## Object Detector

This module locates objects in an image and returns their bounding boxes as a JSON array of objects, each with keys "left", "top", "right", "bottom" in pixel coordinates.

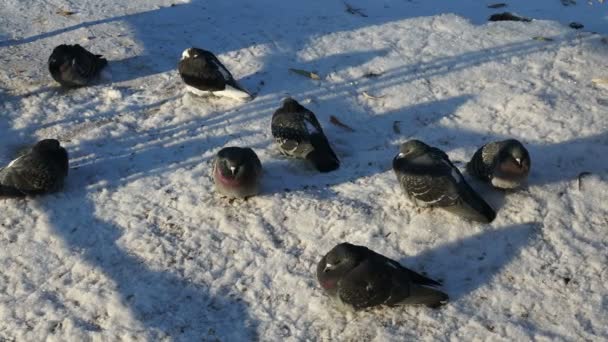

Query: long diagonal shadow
[{"left": 35, "top": 190, "right": 259, "bottom": 340}]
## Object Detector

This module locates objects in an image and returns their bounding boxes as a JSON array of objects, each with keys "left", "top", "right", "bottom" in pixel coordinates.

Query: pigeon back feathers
[
  {"left": 317, "top": 243, "right": 448, "bottom": 310},
  {"left": 48, "top": 44, "right": 107, "bottom": 87},
  {"left": 393, "top": 140, "right": 496, "bottom": 223},
  {"left": 0, "top": 139, "right": 68, "bottom": 197},
  {"left": 271, "top": 98, "right": 340, "bottom": 172},
  {"left": 178, "top": 48, "right": 251, "bottom": 101}
]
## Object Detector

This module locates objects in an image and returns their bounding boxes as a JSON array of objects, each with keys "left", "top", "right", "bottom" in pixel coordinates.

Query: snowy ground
[{"left": 1, "top": 0, "right": 608, "bottom": 340}]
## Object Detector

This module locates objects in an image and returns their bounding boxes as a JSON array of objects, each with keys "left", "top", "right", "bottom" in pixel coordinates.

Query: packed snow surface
[{"left": 1, "top": 0, "right": 607, "bottom": 340}]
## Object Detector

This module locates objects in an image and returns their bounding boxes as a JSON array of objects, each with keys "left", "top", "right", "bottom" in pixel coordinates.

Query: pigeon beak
[
  {"left": 323, "top": 263, "right": 332, "bottom": 272},
  {"left": 514, "top": 158, "right": 521, "bottom": 166},
  {"left": 230, "top": 166, "right": 236, "bottom": 175}
]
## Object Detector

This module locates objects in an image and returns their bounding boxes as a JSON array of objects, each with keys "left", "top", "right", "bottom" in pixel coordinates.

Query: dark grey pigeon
[
  {"left": 466, "top": 139, "right": 531, "bottom": 189},
  {"left": 0, "top": 139, "right": 68, "bottom": 197},
  {"left": 178, "top": 47, "right": 252, "bottom": 101},
  {"left": 317, "top": 242, "right": 448, "bottom": 310},
  {"left": 48, "top": 44, "right": 108, "bottom": 87},
  {"left": 393, "top": 140, "right": 496, "bottom": 223},
  {"left": 213, "top": 146, "right": 262, "bottom": 199},
  {"left": 271, "top": 98, "right": 340, "bottom": 173}
]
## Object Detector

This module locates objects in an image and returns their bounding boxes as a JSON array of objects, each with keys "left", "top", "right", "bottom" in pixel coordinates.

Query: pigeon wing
[
  {"left": 399, "top": 152, "right": 462, "bottom": 207},
  {"left": 271, "top": 110, "right": 315, "bottom": 158},
  {"left": 178, "top": 57, "right": 227, "bottom": 91},
  {"left": 0, "top": 155, "right": 54, "bottom": 194},
  {"left": 338, "top": 259, "right": 392, "bottom": 309}
]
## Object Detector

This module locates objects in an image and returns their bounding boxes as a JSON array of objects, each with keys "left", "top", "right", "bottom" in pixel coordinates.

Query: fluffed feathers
[
  {"left": 0, "top": 139, "right": 68, "bottom": 197},
  {"left": 48, "top": 44, "right": 107, "bottom": 87},
  {"left": 393, "top": 139, "right": 496, "bottom": 223},
  {"left": 271, "top": 98, "right": 339, "bottom": 172}
]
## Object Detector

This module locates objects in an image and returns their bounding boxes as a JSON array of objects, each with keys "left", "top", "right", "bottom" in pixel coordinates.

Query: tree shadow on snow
[{"left": 35, "top": 177, "right": 260, "bottom": 340}]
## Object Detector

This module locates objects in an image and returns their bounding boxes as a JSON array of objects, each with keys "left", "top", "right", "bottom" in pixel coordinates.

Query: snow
[{"left": 1, "top": 0, "right": 608, "bottom": 340}]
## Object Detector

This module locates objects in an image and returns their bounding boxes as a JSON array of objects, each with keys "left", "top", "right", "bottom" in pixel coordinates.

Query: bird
[
  {"left": 213, "top": 146, "right": 262, "bottom": 199},
  {"left": 48, "top": 44, "right": 108, "bottom": 87},
  {"left": 271, "top": 98, "right": 340, "bottom": 172},
  {"left": 392, "top": 139, "right": 496, "bottom": 223},
  {"left": 178, "top": 47, "right": 252, "bottom": 101},
  {"left": 0, "top": 139, "right": 69, "bottom": 197},
  {"left": 317, "top": 242, "right": 448, "bottom": 310},
  {"left": 466, "top": 139, "right": 531, "bottom": 189}
]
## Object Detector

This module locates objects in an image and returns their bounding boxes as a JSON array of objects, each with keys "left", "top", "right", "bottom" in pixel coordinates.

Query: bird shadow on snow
[
  {"left": 36, "top": 189, "right": 260, "bottom": 340},
  {"left": 400, "top": 222, "right": 539, "bottom": 301}
]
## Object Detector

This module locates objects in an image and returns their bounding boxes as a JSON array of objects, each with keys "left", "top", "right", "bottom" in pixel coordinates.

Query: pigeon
[
  {"left": 213, "top": 146, "right": 262, "bottom": 199},
  {"left": 271, "top": 98, "right": 340, "bottom": 172},
  {"left": 0, "top": 139, "right": 69, "bottom": 197},
  {"left": 466, "top": 139, "right": 531, "bottom": 189},
  {"left": 178, "top": 47, "right": 252, "bottom": 101},
  {"left": 48, "top": 44, "right": 108, "bottom": 87},
  {"left": 317, "top": 242, "right": 448, "bottom": 310},
  {"left": 392, "top": 140, "right": 496, "bottom": 223}
]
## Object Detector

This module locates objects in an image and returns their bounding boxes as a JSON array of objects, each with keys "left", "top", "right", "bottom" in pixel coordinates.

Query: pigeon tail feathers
[
  {"left": 0, "top": 184, "right": 25, "bottom": 197},
  {"left": 395, "top": 283, "right": 448, "bottom": 308},
  {"left": 449, "top": 183, "right": 496, "bottom": 223},
  {"left": 306, "top": 134, "right": 339, "bottom": 173},
  {"left": 214, "top": 84, "right": 252, "bottom": 101}
]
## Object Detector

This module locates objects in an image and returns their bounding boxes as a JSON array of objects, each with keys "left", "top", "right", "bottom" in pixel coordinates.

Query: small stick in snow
[
  {"left": 533, "top": 36, "right": 554, "bottom": 41},
  {"left": 393, "top": 121, "right": 401, "bottom": 134},
  {"left": 577, "top": 171, "right": 592, "bottom": 190},
  {"left": 487, "top": 3, "right": 507, "bottom": 8},
  {"left": 289, "top": 68, "right": 321, "bottom": 80},
  {"left": 329, "top": 115, "right": 355, "bottom": 132},
  {"left": 592, "top": 78, "right": 608, "bottom": 86},
  {"left": 363, "top": 72, "right": 382, "bottom": 78},
  {"left": 362, "top": 91, "right": 385, "bottom": 99},
  {"left": 344, "top": 2, "right": 368, "bottom": 17},
  {"left": 56, "top": 9, "right": 77, "bottom": 16},
  {"left": 488, "top": 12, "right": 532, "bottom": 22}
]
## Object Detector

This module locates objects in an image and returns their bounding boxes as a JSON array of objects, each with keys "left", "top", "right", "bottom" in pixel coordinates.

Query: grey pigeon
[
  {"left": 392, "top": 140, "right": 496, "bottom": 223},
  {"left": 178, "top": 47, "right": 252, "bottom": 101},
  {"left": 271, "top": 98, "right": 340, "bottom": 173},
  {"left": 317, "top": 242, "right": 448, "bottom": 310},
  {"left": 0, "top": 139, "right": 68, "bottom": 197},
  {"left": 48, "top": 44, "right": 108, "bottom": 87},
  {"left": 213, "top": 146, "right": 262, "bottom": 199},
  {"left": 466, "top": 139, "right": 531, "bottom": 189}
]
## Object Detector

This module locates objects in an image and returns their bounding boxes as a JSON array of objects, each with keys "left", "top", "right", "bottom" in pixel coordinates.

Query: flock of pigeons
[{"left": 0, "top": 44, "right": 532, "bottom": 310}]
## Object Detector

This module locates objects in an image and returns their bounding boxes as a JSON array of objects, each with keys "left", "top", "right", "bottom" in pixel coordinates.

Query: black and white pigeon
[
  {"left": 0, "top": 139, "right": 68, "bottom": 197},
  {"left": 213, "top": 146, "right": 262, "bottom": 199},
  {"left": 178, "top": 47, "right": 252, "bottom": 101},
  {"left": 392, "top": 140, "right": 496, "bottom": 223},
  {"left": 317, "top": 242, "right": 448, "bottom": 310},
  {"left": 271, "top": 98, "right": 340, "bottom": 173},
  {"left": 466, "top": 139, "right": 531, "bottom": 189},
  {"left": 48, "top": 44, "right": 108, "bottom": 87}
]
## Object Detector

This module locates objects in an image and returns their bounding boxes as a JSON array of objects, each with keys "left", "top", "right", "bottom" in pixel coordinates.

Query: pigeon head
[
  {"left": 32, "top": 139, "right": 69, "bottom": 176},
  {"left": 497, "top": 139, "right": 530, "bottom": 175},
  {"left": 181, "top": 47, "right": 204, "bottom": 61},
  {"left": 215, "top": 147, "right": 257, "bottom": 181},
  {"left": 33, "top": 139, "right": 61, "bottom": 152},
  {"left": 395, "top": 139, "right": 430, "bottom": 160},
  {"left": 318, "top": 243, "right": 365, "bottom": 279},
  {"left": 48, "top": 44, "right": 73, "bottom": 71},
  {"left": 280, "top": 97, "right": 305, "bottom": 112}
]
